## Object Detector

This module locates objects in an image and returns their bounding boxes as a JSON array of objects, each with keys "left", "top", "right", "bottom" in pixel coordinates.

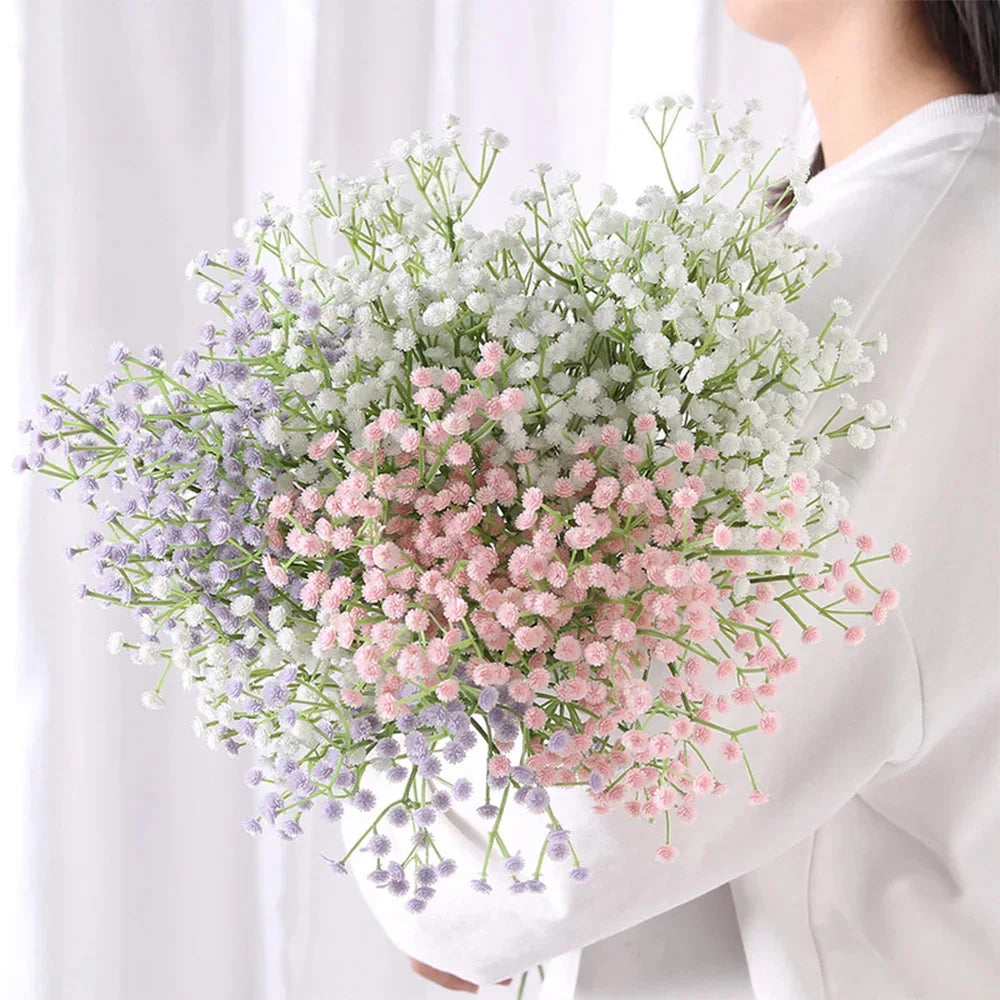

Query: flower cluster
[{"left": 16, "top": 97, "right": 908, "bottom": 912}]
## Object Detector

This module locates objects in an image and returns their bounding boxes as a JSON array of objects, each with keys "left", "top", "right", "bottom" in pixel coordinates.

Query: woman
[{"left": 348, "top": 2, "right": 1000, "bottom": 996}]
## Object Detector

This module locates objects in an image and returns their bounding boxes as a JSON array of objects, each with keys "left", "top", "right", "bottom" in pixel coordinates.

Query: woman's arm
[{"left": 343, "top": 599, "right": 922, "bottom": 985}]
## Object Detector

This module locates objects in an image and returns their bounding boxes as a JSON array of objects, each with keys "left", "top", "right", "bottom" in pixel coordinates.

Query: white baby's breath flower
[
  {"left": 230, "top": 595, "right": 255, "bottom": 618},
  {"left": 141, "top": 690, "right": 165, "bottom": 711},
  {"left": 106, "top": 632, "right": 125, "bottom": 655},
  {"left": 848, "top": 423, "right": 876, "bottom": 449}
]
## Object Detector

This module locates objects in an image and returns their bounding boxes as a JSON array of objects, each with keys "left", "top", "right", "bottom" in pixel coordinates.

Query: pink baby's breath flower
[
  {"left": 524, "top": 706, "right": 547, "bottom": 729},
  {"left": 414, "top": 387, "right": 445, "bottom": 411},
  {"left": 712, "top": 523, "right": 733, "bottom": 548},
  {"left": 673, "top": 486, "right": 698, "bottom": 509},
  {"left": 748, "top": 790, "right": 770, "bottom": 805},
  {"left": 446, "top": 441, "right": 473, "bottom": 466},
  {"left": 789, "top": 473, "right": 809, "bottom": 496},
  {"left": 758, "top": 710, "right": 780, "bottom": 734},
  {"left": 481, "top": 340, "right": 504, "bottom": 364},
  {"left": 891, "top": 542, "right": 911, "bottom": 564},
  {"left": 879, "top": 587, "right": 900, "bottom": 609},
  {"left": 262, "top": 554, "right": 288, "bottom": 587},
  {"left": 856, "top": 533, "right": 875, "bottom": 552},
  {"left": 554, "top": 635, "right": 582, "bottom": 662},
  {"left": 844, "top": 626, "right": 866, "bottom": 645},
  {"left": 268, "top": 494, "right": 293, "bottom": 519},
  {"left": 654, "top": 844, "right": 680, "bottom": 863}
]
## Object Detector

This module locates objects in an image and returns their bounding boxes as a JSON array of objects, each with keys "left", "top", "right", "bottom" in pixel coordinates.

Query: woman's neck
[{"left": 792, "top": 4, "right": 974, "bottom": 167}]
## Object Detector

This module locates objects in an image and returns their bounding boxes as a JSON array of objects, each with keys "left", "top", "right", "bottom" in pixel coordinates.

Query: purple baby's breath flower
[
  {"left": 524, "top": 787, "right": 550, "bottom": 814},
  {"left": 547, "top": 730, "right": 571, "bottom": 754},
  {"left": 430, "top": 790, "right": 451, "bottom": 812},
  {"left": 47, "top": 488, "right": 63, "bottom": 504},
  {"left": 387, "top": 879, "right": 410, "bottom": 898},
  {"left": 321, "top": 855, "right": 348, "bottom": 876},
  {"left": 243, "top": 818, "right": 262, "bottom": 836},
  {"left": 368, "top": 868, "right": 390, "bottom": 886},
  {"left": 322, "top": 799, "right": 344, "bottom": 822},
  {"left": 261, "top": 680, "right": 288, "bottom": 708},
  {"left": 144, "top": 344, "right": 164, "bottom": 367},
  {"left": 387, "top": 805, "right": 410, "bottom": 827},
  {"left": 588, "top": 771, "right": 606, "bottom": 793},
  {"left": 488, "top": 774, "right": 509, "bottom": 791},
  {"left": 504, "top": 853, "right": 525, "bottom": 876},
  {"left": 417, "top": 756, "right": 441, "bottom": 780},
  {"left": 524, "top": 879, "right": 546, "bottom": 894},
  {"left": 279, "top": 819, "right": 303, "bottom": 840},
  {"left": 437, "top": 859, "right": 457, "bottom": 879},
  {"left": 352, "top": 789, "right": 377, "bottom": 812},
  {"left": 11, "top": 456, "right": 28, "bottom": 474},
  {"left": 260, "top": 791, "right": 283, "bottom": 824},
  {"left": 376, "top": 737, "right": 400, "bottom": 758},
  {"left": 367, "top": 834, "right": 392, "bottom": 857},
  {"left": 108, "top": 341, "right": 128, "bottom": 364},
  {"left": 244, "top": 768, "right": 263, "bottom": 787},
  {"left": 249, "top": 308, "right": 271, "bottom": 333},
  {"left": 335, "top": 769, "right": 356, "bottom": 789},
  {"left": 416, "top": 865, "right": 438, "bottom": 887},
  {"left": 476, "top": 803, "right": 500, "bottom": 821},
  {"left": 569, "top": 866, "right": 591, "bottom": 882},
  {"left": 405, "top": 731, "right": 428, "bottom": 762},
  {"left": 453, "top": 778, "right": 473, "bottom": 801},
  {"left": 470, "top": 878, "right": 492, "bottom": 895},
  {"left": 510, "top": 766, "right": 535, "bottom": 785},
  {"left": 547, "top": 839, "right": 571, "bottom": 862},
  {"left": 236, "top": 291, "right": 259, "bottom": 313},
  {"left": 477, "top": 686, "right": 499, "bottom": 712},
  {"left": 228, "top": 248, "right": 251, "bottom": 270},
  {"left": 413, "top": 886, "right": 436, "bottom": 902},
  {"left": 396, "top": 714, "right": 418, "bottom": 734},
  {"left": 413, "top": 807, "right": 436, "bottom": 828},
  {"left": 279, "top": 707, "right": 298, "bottom": 729}
]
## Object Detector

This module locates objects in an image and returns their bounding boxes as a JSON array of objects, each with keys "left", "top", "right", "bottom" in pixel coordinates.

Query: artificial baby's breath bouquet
[{"left": 16, "top": 97, "right": 908, "bottom": 913}]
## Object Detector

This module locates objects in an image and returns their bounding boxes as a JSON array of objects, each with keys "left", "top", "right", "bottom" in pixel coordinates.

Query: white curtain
[{"left": 4, "top": 3, "right": 808, "bottom": 998}]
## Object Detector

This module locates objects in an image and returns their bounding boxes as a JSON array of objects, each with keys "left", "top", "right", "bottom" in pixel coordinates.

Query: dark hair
[
  {"left": 771, "top": 0, "right": 999, "bottom": 216},
  {"left": 921, "top": 0, "right": 1000, "bottom": 95}
]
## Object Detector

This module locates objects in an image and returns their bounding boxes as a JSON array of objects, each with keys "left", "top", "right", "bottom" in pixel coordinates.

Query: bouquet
[{"left": 15, "top": 96, "right": 908, "bottom": 914}]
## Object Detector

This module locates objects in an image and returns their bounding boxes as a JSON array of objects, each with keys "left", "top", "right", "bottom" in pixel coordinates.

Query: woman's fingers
[
  {"left": 407, "top": 956, "right": 513, "bottom": 992},
  {"left": 408, "top": 956, "right": 479, "bottom": 992}
]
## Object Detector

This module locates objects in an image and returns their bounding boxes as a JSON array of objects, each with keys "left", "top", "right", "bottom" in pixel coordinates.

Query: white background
[{"left": 0, "top": 3, "right": 810, "bottom": 998}]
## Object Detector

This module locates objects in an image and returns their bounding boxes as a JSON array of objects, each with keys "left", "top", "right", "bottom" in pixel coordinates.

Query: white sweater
[{"left": 347, "top": 92, "right": 1000, "bottom": 1000}]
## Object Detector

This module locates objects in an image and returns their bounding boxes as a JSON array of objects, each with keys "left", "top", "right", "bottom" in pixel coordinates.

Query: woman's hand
[{"left": 408, "top": 956, "right": 512, "bottom": 993}]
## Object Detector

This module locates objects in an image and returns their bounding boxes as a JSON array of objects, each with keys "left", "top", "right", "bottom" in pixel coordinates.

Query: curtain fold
[{"left": 9, "top": 3, "right": 808, "bottom": 997}]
